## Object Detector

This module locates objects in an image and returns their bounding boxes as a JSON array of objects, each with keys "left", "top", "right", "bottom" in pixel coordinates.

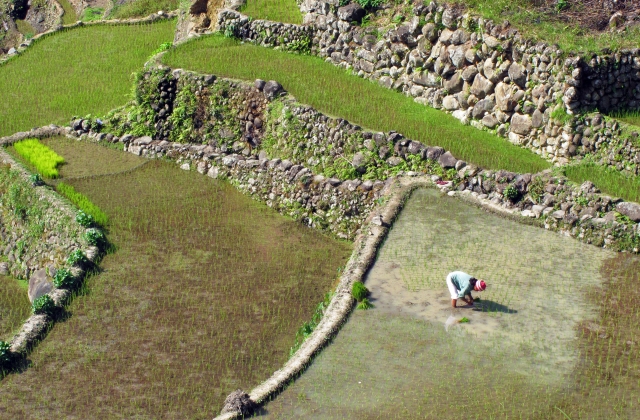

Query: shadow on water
[{"left": 472, "top": 299, "right": 517, "bottom": 314}]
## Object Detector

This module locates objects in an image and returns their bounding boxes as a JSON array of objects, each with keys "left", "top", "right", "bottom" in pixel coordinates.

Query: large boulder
[
  {"left": 438, "top": 151, "right": 458, "bottom": 168},
  {"left": 337, "top": 3, "right": 365, "bottom": 22},
  {"left": 508, "top": 62, "right": 527, "bottom": 88},
  {"left": 263, "top": 80, "right": 285, "bottom": 100},
  {"left": 616, "top": 202, "right": 640, "bottom": 222},
  {"left": 510, "top": 113, "right": 533, "bottom": 135},
  {"left": 28, "top": 269, "right": 54, "bottom": 304},
  {"left": 495, "top": 82, "right": 525, "bottom": 112},
  {"left": 470, "top": 74, "right": 494, "bottom": 99},
  {"left": 472, "top": 98, "right": 495, "bottom": 119}
]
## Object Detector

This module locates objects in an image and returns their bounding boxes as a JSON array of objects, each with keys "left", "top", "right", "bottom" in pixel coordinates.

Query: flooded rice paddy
[{"left": 260, "top": 188, "right": 640, "bottom": 419}]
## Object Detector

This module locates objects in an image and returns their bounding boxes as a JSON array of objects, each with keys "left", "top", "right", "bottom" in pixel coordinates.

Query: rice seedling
[
  {"left": 609, "top": 109, "right": 640, "bottom": 129},
  {"left": 0, "top": 20, "right": 176, "bottom": 137},
  {"left": 0, "top": 275, "right": 31, "bottom": 340},
  {"left": 57, "top": 182, "right": 109, "bottom": 227},
  {"left": 241, "top": 0, "right": 303, "bottom": 25},
  {"left": 12, "top": 139, "right": 64, "bottom": 179},
  {"left": 356, "top": 298, "right": 373, "bottom": 310},
  {"left": 0, "top": 140, "right": 351, "bottom": 417},
  {"left": 563, "top": 162, "right": 640, "bottom": 204},
  {"left": 162, "top": 34, "right": 550, "bottom": 174},
  {"left": 351, "top": 281, "right": 368, "bottom": 301}
]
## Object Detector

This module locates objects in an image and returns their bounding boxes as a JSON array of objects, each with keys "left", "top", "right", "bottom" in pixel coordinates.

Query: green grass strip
[
  {"left": 608, "top": 109, "right": 640, "bottom": 129},
  {"left": 241, "top": 0, "right": 303, "bottom": 25},
  {"left": 163, "top": 35, "right": 550, "bottom": 174},
  {"left": 564, "top": 163, "right": 640, "bottom": 204},
  {"left": 56, "top": 182, "right": 109, "bottom": 226},
  {"left": 0, "top": 20, "right": 176, "bottom": 137},
  {"left": 13, "top": 138, "right": 64, "bottom": 178},
  {"left": 164, "top": 35, "right": 550, "bottom": 173}
]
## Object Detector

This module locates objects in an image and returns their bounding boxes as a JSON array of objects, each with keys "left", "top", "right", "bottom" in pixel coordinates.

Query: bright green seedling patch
[
  {"left": 351, "top": 281, "right": 369, "bottom": 301},
  {"left": 459, "top": 317, "right": 470, "bottom": 323},
  {"left": 13, "top": 139, "right": 64, "bottom": 179},
  {"left": 163, "top": 34, "right": 550, "bottom": 174},
  {"left": 57, "top": 183, "right": 109, "bottom": 227}
]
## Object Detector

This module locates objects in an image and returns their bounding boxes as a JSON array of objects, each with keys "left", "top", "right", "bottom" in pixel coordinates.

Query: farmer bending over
[{"left": 446, "top": 271, "right": 486, "bottom": 308}]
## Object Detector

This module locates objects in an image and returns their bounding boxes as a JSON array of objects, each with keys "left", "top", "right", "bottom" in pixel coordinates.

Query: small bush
[
  {"left": 357, "top": 298, "right": 373, "bottom": 310},
  {"left": 84, "top": 228, "right": 105, "bottom": 246},
  {"left": 29, "top": 173, "right": 43, "bottom": 186},
  {"left": 32, "top": 294, "right": 55, "bottom": 315},
  {"left": 75, "top": 210, "right": 95, "bottom": 227},
  {"left": 58, "top": 183, "right": 108, "bottom": 226},
  {"left": 351, "top": 281, "right": 369, "bottom": 301},
  {"left": 0, "top": 341, "right": 12, "bottom": 367},
  {"left": 53, "top": 268, "right": 75, "bottom": 288},
  {"left": 503, "top": 185, "right": 519, "bottom": 202},
  {"left": 13, "top": 139, "right": 65, "bottom": 178},
  {"left": 67, "top": 250, "right": 87, "bottom": 267}
]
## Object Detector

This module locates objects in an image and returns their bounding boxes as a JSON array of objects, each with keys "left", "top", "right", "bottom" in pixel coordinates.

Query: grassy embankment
[
  {"left": 241, "top": 0, "right": 302, "bottom": 25},
  {"left": 0, "top": 19, "right": 175, "bottom": 137},
  {"left": 108, "top": 0, "right": 179, "bottom": 19},
  {"left": 458, "top": 0, "right": 640, "bottom": 55},
  {"left": 0, "top": 137, "right": 351, "bottom": 418},
  {"left": 163, "top": 35, "right": 549, "bottom": 174}
]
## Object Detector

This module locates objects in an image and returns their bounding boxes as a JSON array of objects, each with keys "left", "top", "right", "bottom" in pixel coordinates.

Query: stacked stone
[{"left": 217, "top": 1, "right": 640, "bottom": 172}]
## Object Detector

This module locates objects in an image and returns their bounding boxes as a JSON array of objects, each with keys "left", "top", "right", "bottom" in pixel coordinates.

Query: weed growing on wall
[{"left": 13, "top": 139, "right": 64, "bottom": 179}]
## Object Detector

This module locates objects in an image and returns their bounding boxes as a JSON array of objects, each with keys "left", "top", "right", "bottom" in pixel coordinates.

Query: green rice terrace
[{"left": 0, "top": 0, "right": 639, "bottom": 419}]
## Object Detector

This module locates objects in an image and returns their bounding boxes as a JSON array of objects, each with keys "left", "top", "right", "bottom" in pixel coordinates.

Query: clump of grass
[
  {"left": 31, "top": 294, "right": 55, "bottom": 315},
  {"left": 13, "top": 139, "right": 64, "bottom": 179},
  {"left": 109, "top": 0, "right": 179, "bottom": 19},
  {"left": 563, "top": 162, "right": 640, "bottom": 204},
  {"left": 356, "top": 298, "right": 373, "bottom": 310},
  {"left": 81, "top": 7, "right": 104, "bottom": 22},
  {"left": 290, "top": 292, "right": 333, "bottom": 356},
  {"left": 162, "top": 34, "right": 550, "bottom": 174},
  {"left": 58, "top": 0, "right": 78, "bottom": 24},
  {"left": 351, "top": 281, "right": 369, "bottom": 301},
  {"left": 241, "top": 0, "right": 303, "bottom": 25},
  {"left": 57, "top": 182, "right": 109, "bottom": 227},
  {"left": 459, "top": 317, "right": 470, "bottom": 323},
  {"left": 0, "top": 20, "right": 176, "bottom": 137}
]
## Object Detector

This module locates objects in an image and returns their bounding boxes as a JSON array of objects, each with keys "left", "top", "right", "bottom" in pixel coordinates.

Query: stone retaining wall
[
  {"left": 0, "top": 138, "right": 103, "bottom": 361},
  {"left": 81, "top": 67, "right": 640, "bottom": 251},
  {"left": 216, "top": 3, "right": 640, "bottom": 176}
]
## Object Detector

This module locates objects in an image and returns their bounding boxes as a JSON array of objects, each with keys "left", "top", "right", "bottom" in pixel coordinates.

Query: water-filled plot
[
  {"left": 0, "top": 138, "right": 351, "bottom": 418},
  {"left": 261, "top": 188, "right": 640, "bottom": 419}
]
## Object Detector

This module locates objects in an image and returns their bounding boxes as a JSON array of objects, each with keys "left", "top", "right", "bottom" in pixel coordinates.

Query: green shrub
[
  {"left": 75, "top": 210, "right": 95, "bottom": 228},
  {"left": 53, "top": 268, "right": 75, "bottom": 288},
  {"left": 13, "top": 139, "right": 65, "bottom": 178},
  {"left": 32, "top": 294, "right": 55, "bottom": 315},
  {"left": 351, "top": 281, "right": 369, "bottom": 301},
  {"left": 84, "top": 228, "right": 106, "bottom": 246},
  {"left": 58, "top": 183, "right": 108, "bottom": 227},
  {"left": 0, "top": 341, "right": 12, "bottom": 369},
  {"left": 357, "top": 298, "right": 373, "bottom": 310},
  {"left": 503, "top": 185, "right": 519, "bottom": 202},
  {"left": 29, "top": 173, "right": 43, "bottom": 186},
  {"left": 356, "top": 0, "right": 382, "bottom": 9},
  {"left": 67, "top": 250, "right": 87, "bottom": 267}
]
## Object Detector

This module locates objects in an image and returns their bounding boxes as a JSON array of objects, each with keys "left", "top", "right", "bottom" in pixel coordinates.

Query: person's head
[{"left": 473, "top": 278, "right": 487, "bottom": 292}]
